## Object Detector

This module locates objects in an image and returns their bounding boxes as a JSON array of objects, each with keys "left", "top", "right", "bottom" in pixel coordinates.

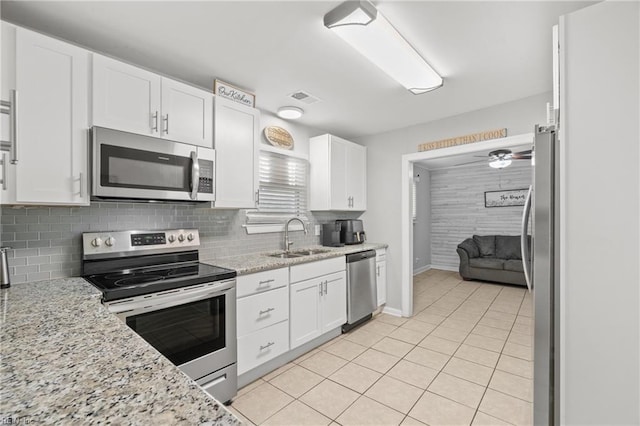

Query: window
[
  {"left": 412, "top": 176, "right": 418, "bottom": 223},
  {"left": 246, "top": 151, "right": 309, "bottom": 226}
]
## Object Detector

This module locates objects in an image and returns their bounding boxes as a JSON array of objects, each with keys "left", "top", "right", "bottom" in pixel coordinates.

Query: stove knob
[
  {"left": 178, "top": 234, "right": 185, "bottom": 242},
  {"left": 105, "top": 237, "right": 115, "bottom": 247},
  {"left": 187, "top": 233, "right": 195, "bottom": 242},
  {"left": 168, "top": 234, "right": 176, "bottom": 243},
  {"left": 91, "top": 237, "right": 103, "bottom": 247}
]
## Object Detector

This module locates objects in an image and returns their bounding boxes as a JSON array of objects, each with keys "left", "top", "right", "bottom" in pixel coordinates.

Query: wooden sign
[
  {"left": 264, "top": 126, "right": 294, "bottom": 150},
  {"left": 214, "top": 79, "right": 255, "bottom": 107},
  {"left": 418, "top": 128, "right": 507, "bottom": 152},
  {"left": 485, "top": 188, "right": 528, "bottom": 208}
]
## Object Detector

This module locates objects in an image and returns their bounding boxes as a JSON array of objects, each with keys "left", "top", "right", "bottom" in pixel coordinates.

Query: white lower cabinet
[
  {"left": 376, "top": 248, "right": 387, "bottom": 306},
  {"left": 236, "top": 268, "right": 290, "bottom": 375},
  {"left": 237, "top": 286, "right": 288, "bottom": 336},
  {"left": 289, "top": 277, "right": 322, "bottom": 348},
  {"left": 237, "top": 320, "right": 289, "bottom": 375},
  {"left": 290, "top": 258, "right": 347, "bottom": 349},
  {"left": 237, "top": 257, "right": 348, "bottom": 375}
]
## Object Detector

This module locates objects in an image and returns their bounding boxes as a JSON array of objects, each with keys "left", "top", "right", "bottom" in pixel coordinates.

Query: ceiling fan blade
[
  {"left": 512, "top": 149, "right": 532, "bottom": 159},
  {"left": 452, "top": 159, "right": 486, "bottom": 167}
]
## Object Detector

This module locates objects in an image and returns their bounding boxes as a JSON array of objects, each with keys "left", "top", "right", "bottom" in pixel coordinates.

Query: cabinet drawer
[
  {"left": 237, "top": 320, "right": 289, "bottom": 375},
  {"left": 237, "top": 267, "right": 288, "bottom": 298},
  {"left": 237, "top": 286, "right": 288, "bottom": 336},
  {"left": 290, "top": 256, "right": 346, "bottom": 283}
]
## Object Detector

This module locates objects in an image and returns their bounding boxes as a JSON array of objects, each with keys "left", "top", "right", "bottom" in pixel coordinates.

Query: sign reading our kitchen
[
  {"left": 214, "top": 79, "right": 255, "bottom": 107},
  {"left": 418, "top": 128, "right": 507, "bottom": 152}
]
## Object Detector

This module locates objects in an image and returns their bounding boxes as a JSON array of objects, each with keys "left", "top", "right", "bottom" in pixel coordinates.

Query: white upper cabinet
[
  {"left": 310, "top": 134, "right": 367, "bottom": 211},
  {"left": 212, "top": 96, "right": 259, "bottom": 208},
  {"left": 160, "top": 78, "right": 213, "bottom": 147},
  {"left": 92, "top": 54, "right": 213, "bottom": 148},
  {"left": 92, "top": 54, "right": 161, "bottom": 137},
  {"left": 1, "top": 23, "right": 90, "bottom": 205}
]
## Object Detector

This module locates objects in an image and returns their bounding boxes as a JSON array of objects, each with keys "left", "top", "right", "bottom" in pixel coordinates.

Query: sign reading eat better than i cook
[{"left": 418, "top": 128, "right": 507, "bottom": 152}]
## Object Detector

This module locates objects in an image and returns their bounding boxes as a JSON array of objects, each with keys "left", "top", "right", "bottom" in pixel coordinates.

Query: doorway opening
[{"left": 400, "top": 133, "right": 534, "bottom": 317}]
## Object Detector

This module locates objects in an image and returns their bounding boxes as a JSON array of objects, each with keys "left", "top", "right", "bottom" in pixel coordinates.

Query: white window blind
[
  {"left": 246, "top": 151, "right": 309, "bottom": 224},
  {"left": 412, "top": 178, "right": 417, "bottom": 223}
]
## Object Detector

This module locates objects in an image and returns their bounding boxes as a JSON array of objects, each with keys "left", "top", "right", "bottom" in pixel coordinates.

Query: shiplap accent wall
[{"left": 429, "top": 160, "right": 531, "bottom": 269}]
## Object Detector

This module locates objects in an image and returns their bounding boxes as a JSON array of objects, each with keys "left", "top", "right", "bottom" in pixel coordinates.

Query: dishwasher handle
[{"left": 345, "top": 250, "right": 376, "bottom": 263}]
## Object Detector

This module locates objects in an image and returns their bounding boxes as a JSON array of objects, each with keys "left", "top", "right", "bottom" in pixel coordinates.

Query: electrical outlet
[{"left": 314, "top": 225, "right": 321, "bottom": 236}]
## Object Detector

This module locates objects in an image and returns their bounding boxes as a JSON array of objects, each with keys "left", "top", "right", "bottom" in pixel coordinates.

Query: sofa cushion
[
  {"left": 496, "top": 235, "right": 522, "bottom": 260},
  {"left": 473, "top": 235, "right": 496, "bottom": 257},
  {"left": 504, "top": 259, "right": 525, "bottom": 272},
  {"left": 458, "top": 238, "right": 480, "bottom": 258},
  {"left": 469, "top": 258, "right": 504, "bottom": 270}
]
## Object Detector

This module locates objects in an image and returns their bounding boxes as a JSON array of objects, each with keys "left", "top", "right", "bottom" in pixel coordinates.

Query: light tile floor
[{"left": 229, "top": 269, "right": 533, "bottom": 426}]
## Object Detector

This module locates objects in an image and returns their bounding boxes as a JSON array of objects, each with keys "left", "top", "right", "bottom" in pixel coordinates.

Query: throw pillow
[
  {"left": 496, "top": 235, "right": 522, "bottom": 260},
  {"left": 458, "top": 238, "right": 480, "bottom": 258},
  {"left": 473, "top": 235, "right": 496, "bottom": 257}
]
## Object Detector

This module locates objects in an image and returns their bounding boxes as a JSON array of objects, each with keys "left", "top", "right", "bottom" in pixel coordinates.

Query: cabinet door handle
[
  {"left": 0, "top": 90, "right": 18, "bottom": 164},
  {"left": 323, "top": 280, "right": 327, "bottom": 295},
  {"left": 258, "top": 279, "right": 274, "bottom": 286},
  {"left": 259, "top": 307, "right": 275, "bottom": 315},
  {"left": 78, "top": 172, "right": 84, "bottom": 198},
  {"left": 163, "top": 114, "right": 169, "bottom": 134},
  {"left": 255, "top": 189, "right": 260, "bottom": 206},
  {"left": 319, "top": 282, "right": 323, "bottom": 296},
  {"left": 0, "top": 153, "right": 6, "bottom": 190},
  {"left": 377, "top": 265, "right": 380, "bottom": 276},
  {"left": 151, "top": 111, "right": 159, "bottom": 132},
  {"left": 260, "top": 342, "right": 275, "bottom": 351}
]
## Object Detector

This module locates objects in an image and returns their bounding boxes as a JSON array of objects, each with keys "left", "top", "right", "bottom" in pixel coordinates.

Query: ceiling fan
[{"left": 455, "top": 148, "right": 533, "bottom": 169}]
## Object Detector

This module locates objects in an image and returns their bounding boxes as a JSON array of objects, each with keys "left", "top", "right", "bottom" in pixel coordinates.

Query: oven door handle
[
  {"left": 109, "top": 281, "right": 234, "bottom": 315},
  {"left": 190, "top": 151, "right": 200, "bottom": 200}
]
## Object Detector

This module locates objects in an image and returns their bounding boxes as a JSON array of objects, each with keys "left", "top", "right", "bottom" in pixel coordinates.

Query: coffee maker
[{"left": 321, "top": 222, "right": 344, "bottom": 247}]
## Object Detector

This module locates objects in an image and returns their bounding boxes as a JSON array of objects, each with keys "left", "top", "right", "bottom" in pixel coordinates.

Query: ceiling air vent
[{"left": 288, "top": 90, "right": 321, "bottom": 105}]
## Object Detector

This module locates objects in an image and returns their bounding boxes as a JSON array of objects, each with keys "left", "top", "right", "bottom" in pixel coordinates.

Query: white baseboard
[
  {"left": 430, "top": 264, "right": 458, "bottom": 272},
  {"left": 413, "top": 264, "right": 431, "bottom": 275},
  {"left": 382, "top": 306, "right": 403, "bottom": 317}
]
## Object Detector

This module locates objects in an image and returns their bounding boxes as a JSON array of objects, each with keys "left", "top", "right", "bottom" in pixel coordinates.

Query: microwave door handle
[{"left": 190, "top": 151, "right": 200, "bottom": 200}]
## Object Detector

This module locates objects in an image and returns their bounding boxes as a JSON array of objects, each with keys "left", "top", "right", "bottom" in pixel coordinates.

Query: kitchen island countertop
[
  {"left": 202, "top": 243, "right": 388, "bottom": 275},
  {"left": 0, "top": 278, "right": 240, "bottom": 425}
]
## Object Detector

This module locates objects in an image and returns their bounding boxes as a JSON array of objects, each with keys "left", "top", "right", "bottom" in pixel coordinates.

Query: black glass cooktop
[{"left": 84, "top": 262, "right": 236, "bottom": 301}]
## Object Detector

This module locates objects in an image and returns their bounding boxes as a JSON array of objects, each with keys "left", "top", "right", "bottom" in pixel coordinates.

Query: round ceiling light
[
  {"left": 489, "top": 158, "right": 512, "bottom": 169},
  {"left": 277, "top": 106, "right": 304, "bottom": 120}
]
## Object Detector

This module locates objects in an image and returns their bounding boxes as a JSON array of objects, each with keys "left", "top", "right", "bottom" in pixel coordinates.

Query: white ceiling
[{"left": 1, "top": 1, "right": 593, "bottom": 139}]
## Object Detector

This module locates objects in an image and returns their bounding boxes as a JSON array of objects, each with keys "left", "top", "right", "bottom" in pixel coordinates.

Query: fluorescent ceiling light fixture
[
  {"left": 324, "top": 1, "right": 443, "bottom": 94},
  {"left": 489, "top": 158, "right": 512, "bottom": 169},
  {"left": 277, "top": 106, "right": 304, "bottom": 119}
]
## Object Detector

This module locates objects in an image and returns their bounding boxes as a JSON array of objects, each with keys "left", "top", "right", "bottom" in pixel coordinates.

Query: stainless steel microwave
[{"left": 91, "top": 126, "right": 215, "bottom": 202}]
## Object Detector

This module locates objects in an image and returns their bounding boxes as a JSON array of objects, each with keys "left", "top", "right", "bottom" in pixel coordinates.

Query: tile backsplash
[{"left": 0, "top": 203, "right": 360, "bottom": 284}]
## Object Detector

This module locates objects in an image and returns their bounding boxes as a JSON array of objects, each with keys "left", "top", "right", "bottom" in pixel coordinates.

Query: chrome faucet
[{"left": 284, "top": 218, "right": 307, "bottom": 253}]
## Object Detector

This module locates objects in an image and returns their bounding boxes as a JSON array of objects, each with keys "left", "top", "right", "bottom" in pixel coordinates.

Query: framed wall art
[{"left": 484, "top": 188, "right": 528, "bottom": 208}]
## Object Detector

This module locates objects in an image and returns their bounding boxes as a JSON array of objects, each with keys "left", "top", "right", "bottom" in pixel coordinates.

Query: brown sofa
[{"left": 456, "top": 235, "right": 530, "bottom": 286}]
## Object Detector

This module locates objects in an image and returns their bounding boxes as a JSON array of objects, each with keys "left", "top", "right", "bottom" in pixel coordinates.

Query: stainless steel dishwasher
[{"left": 343, "top": 250, "right": 377, "bottom": 332}]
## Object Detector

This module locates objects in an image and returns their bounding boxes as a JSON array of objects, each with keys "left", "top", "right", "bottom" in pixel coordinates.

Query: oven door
[
  {"left": 91, "top": 126, "right": 215, "bottom": 202},
  {"left": 109, "top": 279, "right": 236, "bottom": 380}
]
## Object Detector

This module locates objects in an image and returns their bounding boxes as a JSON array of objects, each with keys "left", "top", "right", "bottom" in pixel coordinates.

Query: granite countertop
[
  {"left": 204, "top": 243, "right": 388, "bottom": 275},
  {"left": 0, "top": 278, "right": 240, "bottom": 425}
]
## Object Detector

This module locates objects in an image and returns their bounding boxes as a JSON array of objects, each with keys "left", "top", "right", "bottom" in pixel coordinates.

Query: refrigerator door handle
[{"left": 521, "top": 185, "right": 533, "bottom": 292}]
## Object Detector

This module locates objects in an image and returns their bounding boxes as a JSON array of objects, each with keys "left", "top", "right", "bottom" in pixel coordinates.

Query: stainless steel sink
[
  {"left": 267, "top": 252, "right": 304, "bottom": 259},
  {"left": 266, "top": 249, "right": 331, "bottom": 259},
  {"left": 291, "top": 249, "right": 331, "bottom": 256}
]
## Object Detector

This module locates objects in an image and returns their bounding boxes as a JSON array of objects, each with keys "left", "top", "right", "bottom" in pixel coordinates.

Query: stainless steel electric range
[{"left": 82, "top": 229, "right": 237, "bottom": 404}]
